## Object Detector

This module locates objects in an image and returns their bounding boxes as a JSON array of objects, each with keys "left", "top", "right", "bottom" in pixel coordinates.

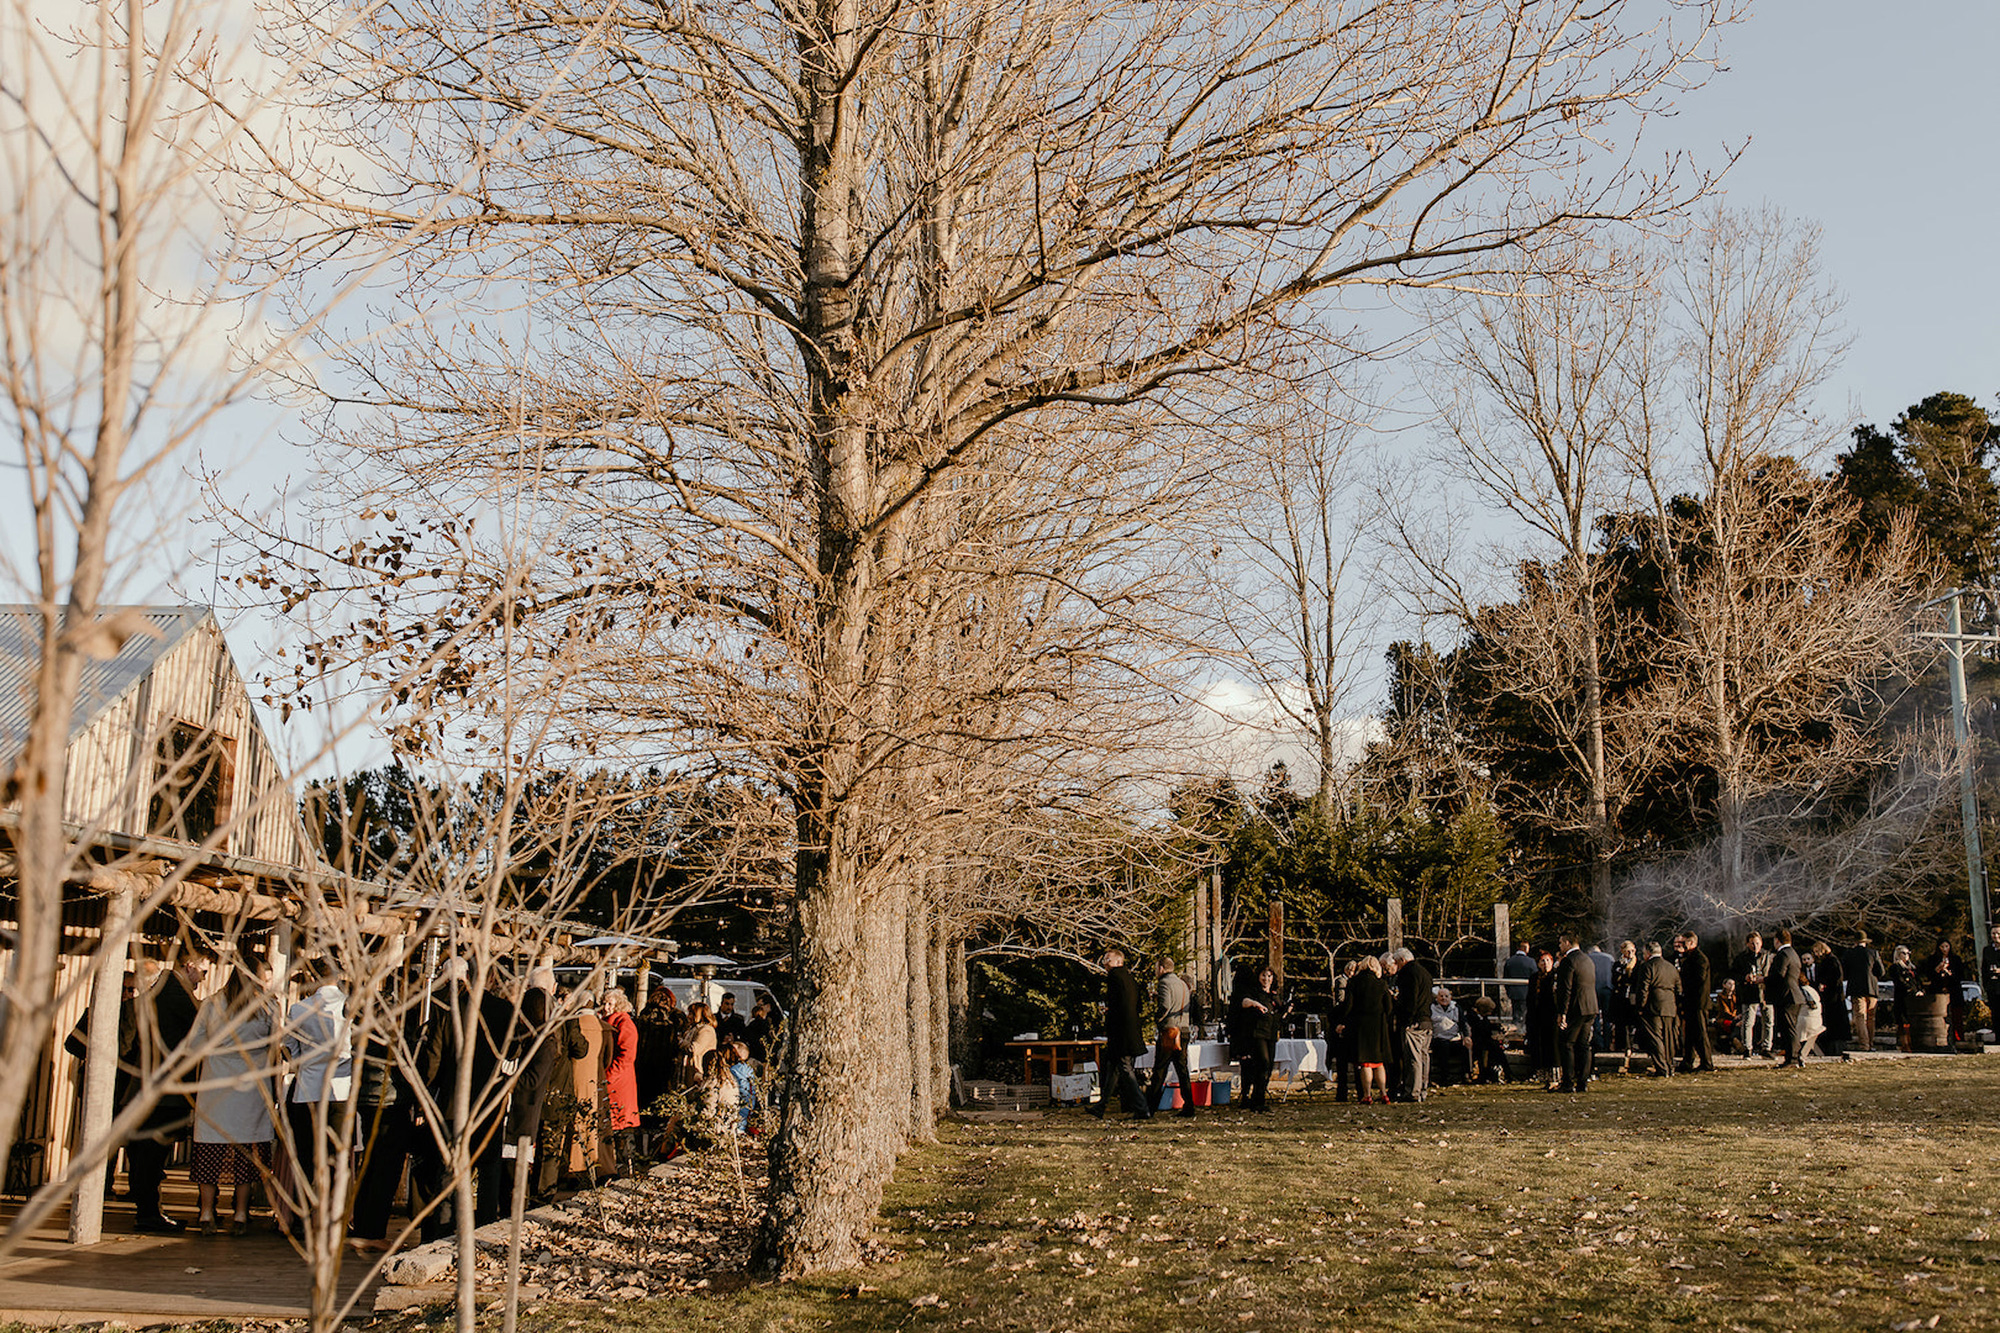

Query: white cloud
[{"left": 1185, "top": 675, "right": 1381, "bottom": 791}]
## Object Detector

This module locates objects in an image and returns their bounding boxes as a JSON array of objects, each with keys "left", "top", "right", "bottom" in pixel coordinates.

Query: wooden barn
[
  {"left": 0, "top": 605, "right": 321, "bottom": 1200},
  {"left": 3, "top": 605, "right": 646, "bottom": 1243}
]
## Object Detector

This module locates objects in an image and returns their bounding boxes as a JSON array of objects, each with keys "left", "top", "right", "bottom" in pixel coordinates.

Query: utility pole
[{"left": 1921, "top": 589, "right": 1993, "bottom": 950}]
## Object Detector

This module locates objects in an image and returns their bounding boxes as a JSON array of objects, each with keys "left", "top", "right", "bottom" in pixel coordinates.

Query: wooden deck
[{"left": 0, "top": 1178, "right": 379, "bottom": 1324}]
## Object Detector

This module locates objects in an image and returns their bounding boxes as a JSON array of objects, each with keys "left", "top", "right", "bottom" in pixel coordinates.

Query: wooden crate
[{"left": 962, "top": 1080, "right": 1052, "bottom": 1112}]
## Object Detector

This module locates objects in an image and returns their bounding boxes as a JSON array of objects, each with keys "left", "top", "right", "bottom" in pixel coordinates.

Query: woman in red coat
[{"left": 600, "top": 991, "right": 641, "bottom": 1175}]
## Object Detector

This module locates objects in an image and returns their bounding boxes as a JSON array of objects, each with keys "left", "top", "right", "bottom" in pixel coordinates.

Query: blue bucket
[{"left": 1211, "top": 1079, "right": 1232, "bottom": 1106}]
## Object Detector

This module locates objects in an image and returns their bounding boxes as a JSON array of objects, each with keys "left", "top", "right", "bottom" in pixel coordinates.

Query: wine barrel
[{"left": 1910, "top": 992, "right": 1952, "bottom": 1052}]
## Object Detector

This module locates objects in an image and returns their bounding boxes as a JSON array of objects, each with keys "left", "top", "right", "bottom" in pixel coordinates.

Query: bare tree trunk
[
  {"left": 907, "top": 901, "right": 935, "bottom": 1142},
  {"left": 1714, "top": 670, "right": 1745, "bottom": 911},
  {"left": 1267, "top": 898, "right": 1285, "bottom": 986},
  {"left": 872, "top": 879, "right": 912, "bottom": 1172},
  {"left": 1580, "top": 572, "right": 1614, "bottom": 920},
  {"left": 0, "top": 0, "right": 146, "bottom": 1183},
  {"left": 929, "top": 925, "right": 951, "bottom": 1112},
  {"left": 754, "top": 0, "right": 886, "bottom": 1278},
  {"left": 501, "top": 1137, "right": 533, "bottom": 1333},
  {"left": 452, "top": 1152, "right": 478, "bottom": 1330},
  {"left": 755, "top": 810, "right": 872, "bottom": 1275},
  {"left": 947, "top": 938, "right": 971, "bottom": 1075}
]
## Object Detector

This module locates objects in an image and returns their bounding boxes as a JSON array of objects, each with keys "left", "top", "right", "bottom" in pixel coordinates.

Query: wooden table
[{"left": 1005, "top": 1039, "right": 1103, "bottom": 1084}]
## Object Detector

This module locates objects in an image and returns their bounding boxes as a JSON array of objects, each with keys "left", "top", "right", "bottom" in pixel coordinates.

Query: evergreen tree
[{"left": 1836, "top": 390, "right": 1999, "bottom": 590}]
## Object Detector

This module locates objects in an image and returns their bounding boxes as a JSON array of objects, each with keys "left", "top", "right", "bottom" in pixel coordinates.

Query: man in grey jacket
[
  {"left": 1771, "top": 928, "right": 1808, "bottom": 1067},
  {"left": 1144, "top": 957, "right": 1196, "bottom": 1118},
  {"left": 1636, "top": 942, "right": 1681, "bottom": 1078}
]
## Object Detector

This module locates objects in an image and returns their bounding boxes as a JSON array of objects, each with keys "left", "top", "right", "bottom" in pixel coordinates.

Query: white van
[{"left": 552, "top": 963, "right": 781, "bottom": 1018}]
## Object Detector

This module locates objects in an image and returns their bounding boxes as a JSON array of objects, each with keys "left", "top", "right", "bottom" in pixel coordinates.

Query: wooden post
[
  {"left": 1266, "top": 897, "right": 1284, "bottom": 986},
  {"left": 69, "top": 882, "right": 137, "bottom": 1245},
  {"left": 1190, "top": 869, "right": 1207, "bottom": 1013},
  {"left": 1209, "top": 867, "right": 1226, "bottom": 1002},
  {"left": 1493, "top": 903, "right": 1511, "bottom": 978},
  {"left": 1386, "top": 896, "right": 1403, "bottom": 956}
]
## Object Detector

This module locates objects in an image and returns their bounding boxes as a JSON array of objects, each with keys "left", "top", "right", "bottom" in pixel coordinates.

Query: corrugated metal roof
[{"left": 0, "top": 605, "right": 213, "bottom": 767}]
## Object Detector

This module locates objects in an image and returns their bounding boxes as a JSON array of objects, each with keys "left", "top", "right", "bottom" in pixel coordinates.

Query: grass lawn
[{"left": 539, "top": 1057, "right": 1999, "bottom": 1333}]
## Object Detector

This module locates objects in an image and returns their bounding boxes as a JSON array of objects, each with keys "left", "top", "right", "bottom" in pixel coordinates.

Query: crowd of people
[
  {"left": 1087, "top": 924, "right": 1997, "bottom": 1117},
  {"left": 1500, "top": 925, "right": 1996, "bottom": 1084},
  {"left": 71, "top": 948, "right": 780, "bottom": 1246}
]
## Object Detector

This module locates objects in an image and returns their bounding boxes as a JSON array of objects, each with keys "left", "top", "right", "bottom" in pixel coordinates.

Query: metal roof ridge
[{"left": 0, "top": 605, "right": 216, "bottom": 751}]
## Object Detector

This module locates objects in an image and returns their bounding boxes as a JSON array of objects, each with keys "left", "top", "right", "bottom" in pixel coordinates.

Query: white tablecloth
[
  {"left": 1135, "top": 1037, "right": 1326, "bottom": 1080},
  {"left": 1274, "top": 1037, "right": 1326, "bottom": 1075}
]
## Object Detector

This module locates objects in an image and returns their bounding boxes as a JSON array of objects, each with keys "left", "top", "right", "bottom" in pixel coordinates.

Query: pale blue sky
[
  {"left": 1663, "top": 0, "right": 1997, "bottom": 425},
  {"left": 10, "top": 0, "right": 1992, "bottom": 778}
]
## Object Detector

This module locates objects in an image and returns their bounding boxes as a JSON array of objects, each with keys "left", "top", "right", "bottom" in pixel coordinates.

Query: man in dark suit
[
  {"left": 1089, "top": 949, "right": 1150, "bottom": 1120},
  {"left": 1771, "top": 928, "right": 1807, "bottom": 1067},
  {"left": 1553, "top": 933, "right": 1598, "bottom": 1093},
  {"left": 411, "top": 959, "right": 517, "bottom": 1233},
  {"left": 1637, "top": 942, "right": 1680, "bottom": 1077},
  {"left": 1676, "top": 931, "right": 1715, "bottom": 1073}
]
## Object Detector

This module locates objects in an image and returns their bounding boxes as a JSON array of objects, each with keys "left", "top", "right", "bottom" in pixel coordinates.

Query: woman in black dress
[
  {"left": 636, "top": 986, "right": 688, "bottom": 1110},
  {"left": 1524, "top": 948, "right": 1560, "bottom": 1089},
  {"left": 1810, "top": 941, "right": 1850, "bottom": 1055},
  {"left": 1340, "top": 956, "right": 1394, "bottom": 1105},
  {"left": 1611, "top": 940, "right": 1641, "bottom": 1070},
  {"left": 1889, "top": 944, "right": 1918, "bottom": 1050},
  {"left": 1236, "top": 967, "right": 1284, "bottom": 1111}
]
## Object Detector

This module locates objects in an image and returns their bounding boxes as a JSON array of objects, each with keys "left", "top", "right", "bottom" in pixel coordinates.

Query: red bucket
[{"left": 1189, "top": 1080, "right": 1213, "bottom": 1107}]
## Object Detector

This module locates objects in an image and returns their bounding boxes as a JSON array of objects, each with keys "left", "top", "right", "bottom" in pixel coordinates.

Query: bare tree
[
  {"left": 1620, "top": 208, "right": 1937, "bottom": 918},
  {"left": 0, "top": 0, "right": 569, "bottom": 1216},
  {"left": 0, "top": 0, "right": 359, "bottom": 1210},
  {"left": 266, "top": 0, "right": 1740, "bottom": 1276},
  {"left": 1209, "top": 384, "right": 1381, "bottom": 821},
  {"left": 1609, "top": 724, "right": 1967, "bottom": 936},
  {"left": 1415, "top": 253, "right": 1654, "bottom": 919}
]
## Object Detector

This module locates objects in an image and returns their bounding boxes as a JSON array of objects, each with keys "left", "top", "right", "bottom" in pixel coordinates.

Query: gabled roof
[{"left": 0, "top": 605, "right": 213, "bottom": 767}]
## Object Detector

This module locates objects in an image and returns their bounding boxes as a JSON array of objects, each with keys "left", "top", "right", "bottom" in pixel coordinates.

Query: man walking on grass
[{"left": 1090, "top": 949, "right": 1151, "bottom": 1121}]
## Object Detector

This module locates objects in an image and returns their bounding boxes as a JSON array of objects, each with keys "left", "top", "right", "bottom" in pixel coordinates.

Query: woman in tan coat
[{"left": 683, "top": 1002, "right": 717, "bottom": 1086}]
